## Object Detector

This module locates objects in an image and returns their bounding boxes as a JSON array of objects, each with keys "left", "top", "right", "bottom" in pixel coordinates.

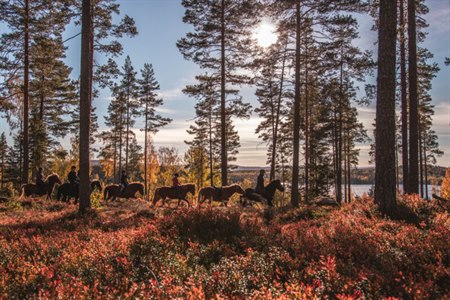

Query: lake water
[{"left": 349, "top": 184, "right": 440, "bottom": 199}]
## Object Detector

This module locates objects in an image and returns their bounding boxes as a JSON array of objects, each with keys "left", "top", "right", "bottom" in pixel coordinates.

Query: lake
[{"left": 349, "top": 184, "right": 440, "bottom": 199}]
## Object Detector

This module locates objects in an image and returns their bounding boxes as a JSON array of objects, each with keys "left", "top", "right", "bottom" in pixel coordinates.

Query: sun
[{"left": 253, "top": 21, "right": 278, "bottom": 48}]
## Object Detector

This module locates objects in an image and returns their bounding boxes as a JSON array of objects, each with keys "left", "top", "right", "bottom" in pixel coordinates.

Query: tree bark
[
  {"left": 291, "top": 0, "right": 301, "bottom": 207},
  {"left": 220, "top": 0, "right": 228, "bottom": 186},
  {"left": 209, "top": 101, "right": 214, "bottom": 186},
  {"left": 304, "top": 36, "right": 309, "bottom": 203},
  {"left": 271, "top": 44, "right": 287, "bottom": 182},
  {"left": 399, "top": 0, "right": 409, "bottom": 193},
  {"left": 375, "top": 0, "right": 397, "bottom": 214},
  {"left": 144, "top": 100, "right": 148, "bottom": 198},
  {"left": 79, "top": 0, "right": 93, "bottom": 213},
  {"left": 22, "top": 0, "right": 30, "bottom": 184},
  {"left": 125, "top": 92, "right": 130, "bottom": 172},
  {"left": 408, "top": 0, "right": 419, "bottom": 194}
]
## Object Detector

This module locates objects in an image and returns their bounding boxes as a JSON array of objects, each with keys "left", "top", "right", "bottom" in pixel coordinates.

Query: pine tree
[
  {"left": 0, "top": 133, "right": 8, "bottom": 190},
  {"left": 138, "top": 63, "right": 171, "bottom": 195},
  {"left": 100, "top": 86, "right": 127, "bottom": 182},
  {"left": 0, "top": 0, "right": 71, "bottom": 183},
  {"left": 254, "top": 37, "right": 289, "bottom": 182},
  {"left": 115, "top": 56, "right": 139, "bottom": 172},
  {"left": 183, "top": 74, "right": 240, "bottom": 186},
  {"left": 177, "top": 0, "right": 260, "bottom": 186},
  {"left": 407, "top": 0, "right": 419, "bottom": 194},
  {"left": 79, "top": 0, "right": 93, "bottom": 213},
  {"left": 375, "top": 0, "right": 397, "bottom": 214}
]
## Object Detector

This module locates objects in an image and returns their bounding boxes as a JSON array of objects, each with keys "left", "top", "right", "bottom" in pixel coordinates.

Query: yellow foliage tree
[{"left": 440, "top": 168, "right": 450, "bottom": 200}]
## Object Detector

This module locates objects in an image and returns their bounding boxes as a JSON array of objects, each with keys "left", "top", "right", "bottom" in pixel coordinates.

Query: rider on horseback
[
  {"left": 172, "top": 173, "right": 182, "bottom": 199},
  {"left": 120, "top": 170, "right": 129, "bottom": 194},
  {"left": 67, "top": 166, "right": 79, "bottom": 191},
  {"left": 255, "top": 169, "right": 265, "bottom": 195},
  {"left": 36, "top": 167, "right": 45, "bottom": 194}
]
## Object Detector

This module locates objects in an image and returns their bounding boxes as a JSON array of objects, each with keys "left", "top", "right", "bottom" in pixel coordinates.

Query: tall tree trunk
[
  {"left": 144, "top": 101, "right": 148, "bottom": 198},
  {"left": 419, "top": 128, "right": 424, "bottom": 198},
  {"left": 332, "top": 109, "right": 338, "bottom": 200},
  {"left": 209, "top": 101, "right": 214, "bottom": 186},
  {"left": 336, "top": 58, "right": 344, "bottom": 203},
  {"left": 271, "top": 45, "right": 287, "bottom": 182},
  {"left": 347, "top": 135, "right": 351, "bottom": 202},
  {"left": 113, "top": 129, "right": 117, "bottom": 182},
  {"left": 291, "top": 0, "right": 301, "bottom": 207},
  {"left": 125, "top": 94, "right": 130, "bottom": 172},
  {"left": 79, "top": 0, "right": 93, "bottom": 213},
  {"left": 408, "top": 0, "right": 419, "bottom": 194},
  {"left": 22, "top": 0, "right": 30, "bottom": 184},
  {"left": 399, "top": 0, "right": 409, "bottom": 193},
  {"left": 304, "top": 36, "right": 309, "bottom": 203},
  {"left": 39, "top": 79, "right": 45, "bottom": 121},
  {"left": 118, "top": 116, "right": 123, "bottom": 179},
  {"left": 424, "top": 145, "right": 429, "bottom": 200},
  {"left": 220, "top": 0, "right": 228, "bottom": 186},
  {"left": 375, "top": 0, "right": 397, "bottom": 214},
  {"left": 1, "top": 149, "right": 4, "bottom": 189}
]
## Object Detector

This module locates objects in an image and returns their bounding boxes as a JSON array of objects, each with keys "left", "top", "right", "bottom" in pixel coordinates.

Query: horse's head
[
  {"left": 274, "top": 179, "right": 285, "bottom": 192},
  {"left": 91, "top": 180, "right": 102, "bottom": 192},
  {"left": 184, "top": 183, "right": 195, "bottom": 195},
  {"left": 233, "top": 184, "right": 245, "bottom": 195},
  {"left": 47, "top": 174, "right": 62, "bottom": 185}
]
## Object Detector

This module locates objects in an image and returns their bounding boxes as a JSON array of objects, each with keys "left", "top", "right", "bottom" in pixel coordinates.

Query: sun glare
[{"left": 254, "top": 22, "right": 278, "bottom": 48}]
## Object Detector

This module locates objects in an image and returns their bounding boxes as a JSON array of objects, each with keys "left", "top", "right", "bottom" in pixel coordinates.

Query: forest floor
[{"left": 0, "top": 195, "right": 448, "bottom": 299}]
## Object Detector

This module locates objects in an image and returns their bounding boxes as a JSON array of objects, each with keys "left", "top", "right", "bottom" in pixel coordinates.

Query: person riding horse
[
  {"left": 172, "top": 173, "right": 182, "bottom": 199},
  {"left": 36, "top": 167, "right": 45, "bottom": 194},
  {"left": 255, "top": 169, "right": 265, "bottom": 195},
  {"left": 120, "top": 170, "right": 129, "bottom": 194},
  {"left": 67, "top": 166, "right": 79, "bottom": 193}
]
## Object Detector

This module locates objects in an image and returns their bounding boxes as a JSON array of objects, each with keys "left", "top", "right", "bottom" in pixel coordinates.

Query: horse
[
  {"left": 242, "top": 179, "right": 285, "bottom": 207},
  {"left": 57, "top": 180, "right": 102, "bottom": 203},
  {"left": 103, "top": 182, "right": 145, "bottom": 202},
  {"left": 153, "top": 184, "right": 196, "bottom": 207},
  {"left": 20, "top": 174, "right": 62, "bottom": 200},
  {"left": 197, "top": 184, "right": 245, "bottom": 207}
]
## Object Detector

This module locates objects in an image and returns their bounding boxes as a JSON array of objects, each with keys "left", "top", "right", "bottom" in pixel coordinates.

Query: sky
[{"left": 1, "top": 0, "right": 449, "bottom": 167}]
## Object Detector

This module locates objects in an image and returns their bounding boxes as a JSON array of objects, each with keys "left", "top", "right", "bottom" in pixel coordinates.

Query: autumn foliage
[{"left": 0, "top": 196, "right": 448, "bottom": 299}]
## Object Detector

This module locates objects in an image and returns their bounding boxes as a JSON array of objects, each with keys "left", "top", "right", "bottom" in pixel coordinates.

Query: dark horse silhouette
[
  {"left": 20, "top": 174, "right": 62, "bottom": 200},
  {"left": 153, "top": 184, "right": 196, "bottom": 207},
  {"left": 57, "top": 180, "right": 102, "bottom": 203},
  {"left": 242, "top": 179, "right": 285, "bottom": 207},
  {"left": 103, "top": 182, "right": 145, "bottom": 202},
  {"left": 197, "top": 184, "right": 245, "bottom": 207}
]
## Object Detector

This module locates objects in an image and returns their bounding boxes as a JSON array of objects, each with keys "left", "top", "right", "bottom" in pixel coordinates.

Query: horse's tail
[{"left": 19, "top": 184, "right": 26, "bottom": 199}]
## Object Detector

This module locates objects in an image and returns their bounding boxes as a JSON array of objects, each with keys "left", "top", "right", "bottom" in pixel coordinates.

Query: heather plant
[{"left": 0, "top": 195, "right": 448, "bottom": 299}]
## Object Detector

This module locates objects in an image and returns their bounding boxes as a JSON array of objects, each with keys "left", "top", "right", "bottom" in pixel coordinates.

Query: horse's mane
[{"left": 45, "top": 173, "right": 58, "bottom": 181}]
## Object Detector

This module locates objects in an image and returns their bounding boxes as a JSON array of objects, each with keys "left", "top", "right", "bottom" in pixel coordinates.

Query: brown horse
[
  {"left": 153, "top": 184, "right": 196, "bottom": 207},
  {"left": 197, "top": 184, "right": 245, "bottom": 207},
  {"left": 103, "top": 182, "right": 144, "bottom": 202},
  {"left": 20, "top": 174, "right": 62, "bottom": 200},
  {"left": 242, "top": 179, "right": 285, "bottom": 207}
]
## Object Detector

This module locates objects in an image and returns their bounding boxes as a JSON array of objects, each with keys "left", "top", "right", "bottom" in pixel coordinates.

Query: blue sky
[{"left": 1, "top": 0, "right": 449, "bottom": 167}]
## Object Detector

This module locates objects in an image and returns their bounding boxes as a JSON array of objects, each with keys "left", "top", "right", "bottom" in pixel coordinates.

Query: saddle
[{"left": 213, "top": 186, "right": 223, "bottom": 201}]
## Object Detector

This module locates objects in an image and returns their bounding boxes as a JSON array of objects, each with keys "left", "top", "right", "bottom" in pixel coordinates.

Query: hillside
[{"left": 0, "top": 197, "right": 448, "bottom": 298}]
